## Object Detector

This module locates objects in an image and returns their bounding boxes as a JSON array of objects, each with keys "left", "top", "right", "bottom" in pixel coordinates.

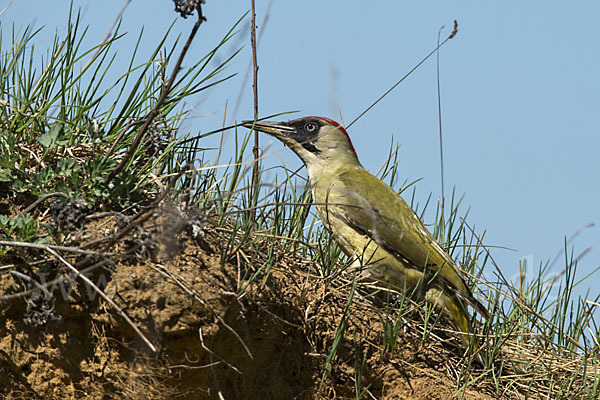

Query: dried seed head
[{"left": 173, "top": 0, "right": 204, "bottom": 19}]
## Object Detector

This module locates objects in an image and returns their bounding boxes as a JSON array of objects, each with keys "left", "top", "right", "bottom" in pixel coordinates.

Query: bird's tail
[{"left": 428, "top": 289, "right": 486, "bottom": 364}]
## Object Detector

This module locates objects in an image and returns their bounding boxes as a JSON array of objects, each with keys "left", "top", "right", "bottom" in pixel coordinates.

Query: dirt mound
[{"left": 0, "top": 215, "right": 496, "bottom": 399}]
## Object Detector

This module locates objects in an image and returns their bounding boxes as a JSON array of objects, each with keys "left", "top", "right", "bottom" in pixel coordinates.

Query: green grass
[{"left": 1, "top": 5, "right": 599, "bottom": 399}]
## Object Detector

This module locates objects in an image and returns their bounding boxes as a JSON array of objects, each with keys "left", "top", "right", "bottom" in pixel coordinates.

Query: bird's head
[{"left": 242, "top": 116, "right": 360, "bottom": 172}]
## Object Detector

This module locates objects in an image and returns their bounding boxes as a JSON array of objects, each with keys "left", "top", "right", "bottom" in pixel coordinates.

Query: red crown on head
[{"left": 309, "top": 116, "right": 358, "bottom": 158}]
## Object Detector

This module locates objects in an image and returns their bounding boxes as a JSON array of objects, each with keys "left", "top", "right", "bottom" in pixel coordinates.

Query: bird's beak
[{"left": 241, "top": 120, "right": 295, "bottom": 139}]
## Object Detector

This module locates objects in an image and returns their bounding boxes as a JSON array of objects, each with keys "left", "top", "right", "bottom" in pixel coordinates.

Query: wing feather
[{"left": 320, "top": 169, "right": 488, "bottom": 318}]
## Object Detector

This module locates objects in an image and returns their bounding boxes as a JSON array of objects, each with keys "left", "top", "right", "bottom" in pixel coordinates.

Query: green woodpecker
[{"left": 243, "top": 116, "right": 488, "bottom": 358}]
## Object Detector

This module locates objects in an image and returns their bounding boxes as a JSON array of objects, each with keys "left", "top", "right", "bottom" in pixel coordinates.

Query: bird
[{"left": 242, "top": 116, "right": 489, "bottom": 360}]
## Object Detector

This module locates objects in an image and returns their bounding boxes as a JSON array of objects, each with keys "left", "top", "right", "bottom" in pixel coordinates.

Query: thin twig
[
  {"left": 199, "top": 327, "right": 241, "bottom": 374},
  {"left": 0, "top": 2, "right": 12, "bottom": 18},
  {"left": 7, "top": 270, "right": 54, "bottom": 300},
  {"left": 0, "top": 240, "right": 120, "bottom": 257},
  {"left": 167, "top": 361, "right": 222, "bottom": 370},
  {"left": 46, "top": 247, "right": 157, "bottom": 352},
  {"left": 436, "top": 25, "right": 446, "bottom": 211},
  {"left": 84, "top": 211, "right": 126, "bottom": 220},
  {"left": 0, "top": 258, "right": 115, "bottom": 302},
  {"left": 149, "top": 263, "right": 253, "bottom": 360},
  {"left": 346, "top": 20, "right": 459, "bottom": 130},
  {"left": 83, "top": 0, "right": 132, "bottom": 72},
  {"left": 105, "top": 5, "right": 206, "bottom": 183},
  {"left": 19, "top": 192, "right": 69, "bottom": 215},
  {"left": 214, "top": 100, "right": 228, "bottom": 168},
  {"left": 250, "top": 0, "right": 260, "bottom": 206},
  {"left": 105, "top": 119, "right": 144, "bottom": 158},
  {"left": 231, "top": 0, "right": 272, "bottom": 119}
]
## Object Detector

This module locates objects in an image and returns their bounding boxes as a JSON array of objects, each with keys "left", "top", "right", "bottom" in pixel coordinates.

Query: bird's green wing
[{"left": 322, "top": 168, "right": 487, "bottom": 317}]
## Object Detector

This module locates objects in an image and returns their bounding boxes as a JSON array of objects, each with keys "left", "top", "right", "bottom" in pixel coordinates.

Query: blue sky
[{"left": 3, "top": 1, "right": 599, "bottom": 298}]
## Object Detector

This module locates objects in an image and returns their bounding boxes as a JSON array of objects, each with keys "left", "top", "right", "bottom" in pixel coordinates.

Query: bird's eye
[{"left": 305, "top": 122, "right": 318, "bottom": 132}]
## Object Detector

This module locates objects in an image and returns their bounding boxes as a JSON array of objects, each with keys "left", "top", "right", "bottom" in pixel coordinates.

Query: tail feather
[
  {"left": 455, "top": 290, "right": 489, "bottom": 320},
  {"left": 428, "top": 289, "right": 486, "bottom": 364}
]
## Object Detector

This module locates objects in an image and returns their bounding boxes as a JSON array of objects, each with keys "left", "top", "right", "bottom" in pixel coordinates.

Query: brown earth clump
[{"left": 0, "top": 212, "right": 524, "bottom": 399}]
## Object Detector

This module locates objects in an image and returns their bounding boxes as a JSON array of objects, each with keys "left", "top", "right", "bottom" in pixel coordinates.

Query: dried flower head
[{"left": 173, "top": 0, "right": 204, "bottom": 18}]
